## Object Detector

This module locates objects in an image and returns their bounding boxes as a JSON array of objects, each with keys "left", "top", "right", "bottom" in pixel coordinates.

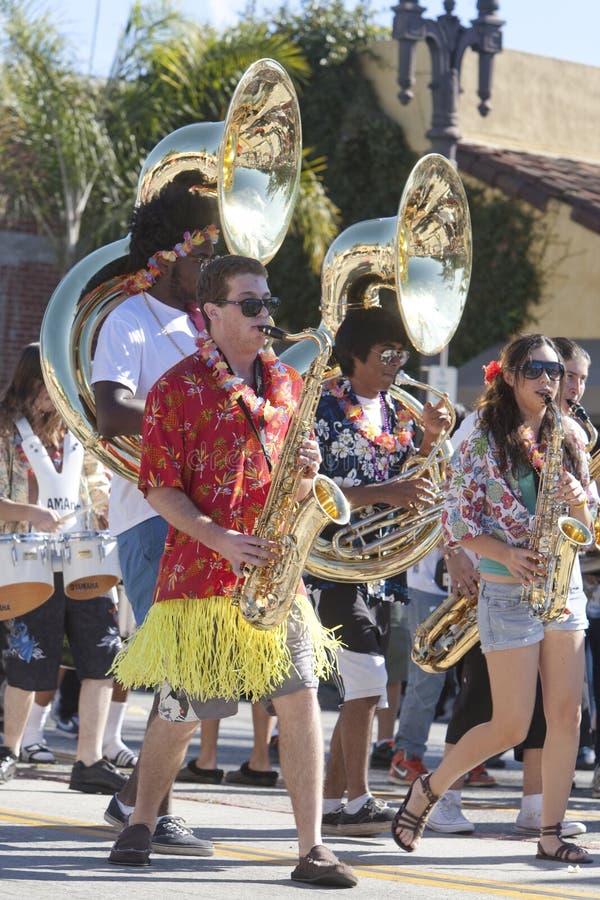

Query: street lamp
[{"left": 392, "top": 1, "right": 504, "bottom": 164}]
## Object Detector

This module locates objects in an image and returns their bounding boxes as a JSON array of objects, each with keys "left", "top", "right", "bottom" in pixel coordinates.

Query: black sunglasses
[
  {"left": 519, "top": 360, "right": 564, "bottom": 382},
  {"left": 213, "top": 296, "right": 281, "bottom": 318}
]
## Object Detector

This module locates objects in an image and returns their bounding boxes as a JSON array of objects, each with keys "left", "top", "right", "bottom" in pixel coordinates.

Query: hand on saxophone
[
  {"left": 503, "top": 546, "right": 547, "bottom": 585},
  {"left": 212, "top": 529, "right": 280, "bottom": 577},
  {"left": 445, "top": 549, "right": 479, "bottom": 601},
  {"left": 297, "top": 437, "right": 322, "bottom": 476},
  {"left": 556, "top": 470, "right": 588, "bottom": 509}
]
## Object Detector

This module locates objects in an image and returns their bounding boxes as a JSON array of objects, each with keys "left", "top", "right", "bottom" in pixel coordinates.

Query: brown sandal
[
  {"left": 536, "top": 823, "right": 593, "bottom": 865},
  {"left": 391, "top": 773, "right": 439, "bottom": 852}
]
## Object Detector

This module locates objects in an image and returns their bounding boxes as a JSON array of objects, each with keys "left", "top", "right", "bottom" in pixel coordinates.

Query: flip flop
[{"left": 224, "top": 761, "right": 278, "bottom": 787}]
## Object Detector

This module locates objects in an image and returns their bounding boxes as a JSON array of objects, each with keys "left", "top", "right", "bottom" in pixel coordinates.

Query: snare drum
[
  {"left": 0, "top": 533, "right": 54, "bottom": 621},
  {"left": 61, "top": 530, "right": 121, "bottom": 600}
]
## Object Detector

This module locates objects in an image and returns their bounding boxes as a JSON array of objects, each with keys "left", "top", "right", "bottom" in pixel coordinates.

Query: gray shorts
[
  {"left": 157, "top": 611, "right": 318, "bottom": 722},
  {"left": 478, "top": 578, "right": 588, "bottom": 654}
]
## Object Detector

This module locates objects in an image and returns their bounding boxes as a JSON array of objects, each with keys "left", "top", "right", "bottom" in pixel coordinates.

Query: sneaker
[
  {"left": 370, "top": 740, "right": 395, "bottom": 769},
  {"left": 592, "top": 764, "right": 600, "bottom": 799},
  {"left": 151, "top": 816, "right": 214, "bottom": 856},
  {"left": 464, "top": 764, "right": 496, "bottom": 787},
  {"left": 109, "top": 823, "right": 152, "bottom": 866},
  {"left": 388, "top": 749, "right": 428, "bottom": 785},
  {"left": 427, "top": 794, "right": 475, "bottom": 834},
  {"left": 514, "top": 810, "right": 587, "bottom": 837},
  {"left": 0, "top": 746, "right": 18, "bottom": 784},
  {"left": 69, "top": 759, "right": 128, "bottom": 794},
  {"left": 20, "top": 741, "right": 56, "bottom": 764},
  {"left": 55, "top": 716, "right": 79, "bottom": 738},
  {"left": 321, "top": 805, "right": 345, "bottom": 833},
  {"left": 576, "top": 746, "right": 596, "bottom": 770},
  {"left": 104, "top": 793, "right": 128, "bottom": 830},
  {"left": 325, "top": 796, "right": 396, "bottom": 836},
  {"left": 291, "top": 844, "right": 357, "bottom": 887}
]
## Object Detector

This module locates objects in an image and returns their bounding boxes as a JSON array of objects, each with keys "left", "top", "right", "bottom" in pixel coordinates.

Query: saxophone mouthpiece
[
  {"left": 258, "top": 324, "right": 286, "bottom": 340},
  {"left": 568, "top": 399, "right": 588, "bottom": 421}
]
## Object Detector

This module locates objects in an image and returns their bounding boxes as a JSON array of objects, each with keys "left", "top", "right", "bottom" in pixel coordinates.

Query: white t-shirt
[{"left": 91, "top": 292, "right": 199, "bottom": 536}]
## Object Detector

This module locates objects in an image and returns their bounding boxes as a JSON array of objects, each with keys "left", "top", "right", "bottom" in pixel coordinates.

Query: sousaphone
[
  {"left": 40, "top": 58, "right": 301, "bottom": 480},
  {"left": 301, "top": 153, "right": 472, "bottom": 581}
]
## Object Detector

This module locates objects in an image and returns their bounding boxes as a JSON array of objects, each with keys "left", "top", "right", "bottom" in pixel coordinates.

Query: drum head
[
  {"left": 65, "top": 573, "right": 120, "bottom": 601},
  {"left": 0, "top": 584, "right": 54, "bottom": 621}
]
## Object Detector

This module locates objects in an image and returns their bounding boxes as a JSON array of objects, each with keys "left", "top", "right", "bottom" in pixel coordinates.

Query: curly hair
[
  {"left": 477, "top": 333, "right": 582, "bottom": 479},
  {"left": 128, "top": 181, "right": 220, "bottom": 270}
]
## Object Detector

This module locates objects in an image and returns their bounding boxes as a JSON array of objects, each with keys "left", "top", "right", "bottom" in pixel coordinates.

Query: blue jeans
[
  {"left": 117, "top": 516, "right": 168, "bottom": 626},
  {"left": 393, "top": 589, "right": 446, "bottom": 759}
]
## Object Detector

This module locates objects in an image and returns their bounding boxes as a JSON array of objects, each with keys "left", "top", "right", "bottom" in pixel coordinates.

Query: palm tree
[{"left": 0, "top": 0, "right": 339, "bottom": 275}]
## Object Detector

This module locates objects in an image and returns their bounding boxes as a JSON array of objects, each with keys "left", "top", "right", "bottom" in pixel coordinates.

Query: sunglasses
[
  {"left": 213, "top": 296, "right": 281, "bottom": 318},
  {"left": 377, "top": 348, "right": 410, "bottom": 367},
  {"left": 519, "top": 360, "right": 564, "bottom": 382}
]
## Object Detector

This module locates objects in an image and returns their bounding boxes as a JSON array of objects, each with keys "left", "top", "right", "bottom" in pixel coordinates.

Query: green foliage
[{"left": 449, "top": 184, "right": 545, "bottom": 367}]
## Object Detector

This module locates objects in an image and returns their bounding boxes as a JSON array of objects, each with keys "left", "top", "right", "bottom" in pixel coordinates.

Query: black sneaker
[
  {"left": 370, "top": 740, "right": 395, "bottom": 769},
  {"left": 104, "top": 793, "right": 128, "bottom": 829},
  {"left": 332, "top": 796, "right": 396, "bottom": 836},
  {"left": 322, "top": 807, "right": 343, "bottom": 835},
  {"left": 291, "top": 844, "right": 357, "bottom": 887},
  {"left": 69, "top": 759, "right": 128, "bottom": 794},
  {"left": 109, "top": 823, "right": 151, "bottom": 866},
  {"left": 151, "top": 816, "right": 214, "bottom": 856},
  {"left": 0, "top": 746, "right": 18, "bottom": 784}
]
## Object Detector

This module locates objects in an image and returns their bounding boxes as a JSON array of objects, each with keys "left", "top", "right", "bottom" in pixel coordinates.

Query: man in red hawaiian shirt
[{"left": 108, "top": 255, "right": 357, "bottom": 888}]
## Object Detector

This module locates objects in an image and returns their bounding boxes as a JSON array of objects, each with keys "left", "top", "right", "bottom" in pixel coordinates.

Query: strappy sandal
[
  {"left": 391, "top": 773, "right": 439, "bottom": 852},
  {"left": 536, "top": 823, "right": 593, "bottom": 865}
]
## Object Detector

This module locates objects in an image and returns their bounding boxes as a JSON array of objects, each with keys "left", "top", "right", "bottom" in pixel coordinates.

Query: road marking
[{"left": 1, "top": 808, "right": 599, "bottom": 899}]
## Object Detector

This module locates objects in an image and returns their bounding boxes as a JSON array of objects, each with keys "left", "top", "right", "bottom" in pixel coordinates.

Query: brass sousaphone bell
[
  {"left": 299, "top": 153, "right": 472, "bottom": 581},
  {"left": 40, "top": 58, "right": 302, "bottom": 480}
]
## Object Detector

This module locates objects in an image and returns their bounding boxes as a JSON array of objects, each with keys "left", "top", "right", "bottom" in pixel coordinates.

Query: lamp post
[{"left": 392, "top": 1, "right": 504, "bottom": 165}]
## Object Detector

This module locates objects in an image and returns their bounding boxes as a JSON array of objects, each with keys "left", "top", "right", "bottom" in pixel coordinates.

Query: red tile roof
[{"left": 457, "top": 143, "right": 600, "bottom": 235}]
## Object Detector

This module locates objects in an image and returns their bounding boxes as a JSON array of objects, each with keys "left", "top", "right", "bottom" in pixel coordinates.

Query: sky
[{"left": 30, "top": 0, "right": 600, "bottom": 76}]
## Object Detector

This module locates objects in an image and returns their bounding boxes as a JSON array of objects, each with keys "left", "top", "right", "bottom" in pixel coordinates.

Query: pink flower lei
[
  {"left": 122, "top": 225, "right": 220, "bottom": 296},
  {"left": 518, "top": 424, "right": 546, "bottom": 472},
  {"left": 329, "top": 377, "right": 414, "bottom": 451},
  {"left": 196, "top": 332, "right": 295, "bottom": 429}
]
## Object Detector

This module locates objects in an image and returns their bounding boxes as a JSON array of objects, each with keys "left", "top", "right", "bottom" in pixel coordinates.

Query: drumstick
[{"left": 56, "top": 506, "right": 92, "bottom": 525}]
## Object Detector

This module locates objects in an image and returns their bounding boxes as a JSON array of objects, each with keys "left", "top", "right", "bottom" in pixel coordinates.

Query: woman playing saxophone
[{"left": 392, "top": 333, "right": 595, "bottom": 865}]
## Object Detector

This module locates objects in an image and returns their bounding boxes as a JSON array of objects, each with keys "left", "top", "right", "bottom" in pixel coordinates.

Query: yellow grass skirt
[{"left": 111, "top": 593, "right": 339, "bottom": 703}]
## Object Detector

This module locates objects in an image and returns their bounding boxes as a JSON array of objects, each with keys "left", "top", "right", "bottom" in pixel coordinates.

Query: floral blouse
[
  {"left": 308, "top": 377, "right": 415, "bottom": 598},
  {"left": 138, "top": 347, "right": 302, "bottom": 603},
  {"left": 442, "top": 420, "right": 595, "bottom": 550}
]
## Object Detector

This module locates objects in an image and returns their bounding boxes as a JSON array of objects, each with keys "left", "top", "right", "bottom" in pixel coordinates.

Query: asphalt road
[{"left": 1, "top": 688, "right": 600, "bottom": 899}]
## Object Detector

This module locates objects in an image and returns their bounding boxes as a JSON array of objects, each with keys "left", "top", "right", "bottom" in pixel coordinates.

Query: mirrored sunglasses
[
  {"left": 519, "top": 360, "right": 564, "bottom": 382},
  {"left": 378, "top": 348, "right": 410, "bottom": 367},
  {"left": 214, "top": 296, "right": 281, "bottom": 318}
]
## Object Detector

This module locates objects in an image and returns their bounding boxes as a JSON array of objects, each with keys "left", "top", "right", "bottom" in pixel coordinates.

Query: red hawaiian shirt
[{"left": 138, "top": 347, "right": 302, "bottom": 603}]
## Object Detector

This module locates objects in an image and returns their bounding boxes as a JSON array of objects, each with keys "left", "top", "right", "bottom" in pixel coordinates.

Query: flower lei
[
  {"left": 196, "top": 331, "right": 295, "bottom": 429},
  {"left": 123, "top": 224, "right": 220, "bottom": 296},
  {"left": 518, "top": 424, "right": 545, "bottom": 472},
  {"left": 483, "top": 359, "right": 502, "bottom": 385},
  {"left": 328, "top": 377, "right": 414, "bottom": 451}
]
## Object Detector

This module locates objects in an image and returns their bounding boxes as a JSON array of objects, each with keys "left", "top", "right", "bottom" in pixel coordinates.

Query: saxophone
[
  {"left": 235, "top": 326, "right": 351, "bottom": 631},
  {"left": 523, "top": 398, "right": 593, "bottom": 621},
  {"left": 411, "top": 590, "right": 479, "bottom": 673}
]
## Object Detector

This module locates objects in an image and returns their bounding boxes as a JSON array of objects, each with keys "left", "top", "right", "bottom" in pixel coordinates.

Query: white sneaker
[
  {"left": 426, "top": 793, "right": 475, "bottom": 834},
  {"left": 514, "top": 811, "right": 586, "bottom": 837}
]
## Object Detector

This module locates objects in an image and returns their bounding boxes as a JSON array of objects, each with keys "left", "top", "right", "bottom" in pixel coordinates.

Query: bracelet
[{"left": 571, "top": 497, "right": 588, "bottom": 509}]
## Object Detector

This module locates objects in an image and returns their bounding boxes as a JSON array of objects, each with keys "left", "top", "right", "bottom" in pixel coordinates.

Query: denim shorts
[
  {"left": 157, "top": 609, "right": 318, "bottom": 722},
  {"left": 478, "top": 578, "right": 587, "bottom": 654},
  {"left": 117, "top": 516, "right": 167, "bottom": 626}
]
